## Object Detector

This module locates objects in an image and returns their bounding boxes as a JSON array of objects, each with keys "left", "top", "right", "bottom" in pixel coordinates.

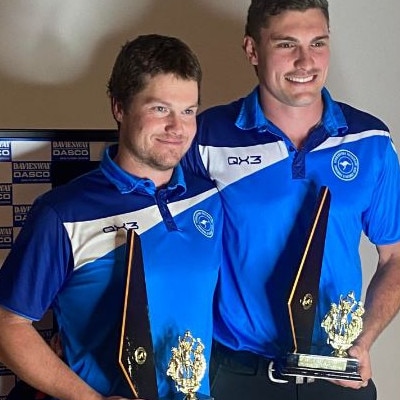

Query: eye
[
  {"left": 153, "top": 105, "right": 168, "bottom": 113},
  {"left": 276, "top": 41, "right": 296, "bottom": 49},
  {"left": 312, "top": 40, "right": 328, "bottom": 48},
  {"left": 183, "top": 108, "right": 196, "bottom": 116}
]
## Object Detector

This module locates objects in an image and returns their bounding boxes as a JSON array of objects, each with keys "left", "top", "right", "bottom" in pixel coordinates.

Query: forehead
[
  {"left": 137, "top": 73, "right": 199, "bottom": 103},
  {"left": 262, "top": 8, "right": 329, "bottom": 39}
]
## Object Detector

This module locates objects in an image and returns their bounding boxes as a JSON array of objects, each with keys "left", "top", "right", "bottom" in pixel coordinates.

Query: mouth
[
  {"left": 157, "top": 136, "right": 185, "bottom": 146},
  {"left": 285, "top": 74, "right": 315, "bottom": 84}
]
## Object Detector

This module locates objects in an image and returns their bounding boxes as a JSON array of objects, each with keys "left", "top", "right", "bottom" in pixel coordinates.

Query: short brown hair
[
  {"left": 107, "top": 34, "right": 202, "bottom": 111},
  {"left": 245, "top": 0, "right": 329, "bottom": 43}
]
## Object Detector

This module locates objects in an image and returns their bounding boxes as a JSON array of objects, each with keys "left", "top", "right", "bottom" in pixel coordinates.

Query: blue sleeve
[
  {"left": 0, "top": 197, "right": 72, "bottom": 320},
  {"left": 363, "top": 138, "right": 400, "bottom": 245}
]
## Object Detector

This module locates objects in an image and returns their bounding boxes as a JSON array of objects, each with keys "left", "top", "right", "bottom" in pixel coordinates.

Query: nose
[
  {"left": 165, "top": 113, "right": 183, "bottom": 135},
  {"left": 294, "top": 46, "right": 313, "bottom": 69}
]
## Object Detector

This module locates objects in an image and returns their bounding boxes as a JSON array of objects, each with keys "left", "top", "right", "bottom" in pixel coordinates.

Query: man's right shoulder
[
  {"left": 196, "top": 98, "right": 244, "bottom": 143},
  {"left": 198, "top": 97, "right": 243, "bottom": 122}
]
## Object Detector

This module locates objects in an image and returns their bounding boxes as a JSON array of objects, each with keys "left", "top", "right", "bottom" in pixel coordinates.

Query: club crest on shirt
[
  {"left": 331, "top": 150, "right": 359, "bottom": 181},
  {"left": 193, "top": 210, "right": 214, "bottom": 238}
]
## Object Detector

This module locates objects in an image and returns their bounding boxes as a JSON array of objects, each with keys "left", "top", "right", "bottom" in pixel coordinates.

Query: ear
[
  {"left": 111, "top": 97, "right": 124, "bottom": 123},
  {"left": 243, "top": 36, "right": 259, "bottom": 66}
]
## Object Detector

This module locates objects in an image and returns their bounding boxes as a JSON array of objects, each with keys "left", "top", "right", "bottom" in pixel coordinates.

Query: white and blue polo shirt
[
  {"left": 0, "top": 144, "right": 223, "bottom": 398},
  {"left": 183, "top": 86, "right": 400, "bottom": 358}
]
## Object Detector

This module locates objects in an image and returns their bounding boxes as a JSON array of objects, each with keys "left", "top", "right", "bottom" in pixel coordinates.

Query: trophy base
[
  {"left": 278, "top": 353, "right": 362, "bottom": 381},
  {"left": 160, "top": 393, "right": 213, "bottom": 400}
]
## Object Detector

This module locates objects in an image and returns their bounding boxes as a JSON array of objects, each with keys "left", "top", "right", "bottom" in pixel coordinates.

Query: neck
[
  {"left": 114, "top": 153, "right": 174, "bottom": 188},
  {"left": 261, "top": 96, "right": 324, "bottom": 149}
]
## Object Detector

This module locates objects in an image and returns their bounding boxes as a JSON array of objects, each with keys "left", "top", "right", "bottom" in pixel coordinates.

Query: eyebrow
[
  {"left": 144, "top": 97, "right": 199, "bottom": 109},
  {"left": 271, "top": 34, "right": 330, "bottom": 43}
]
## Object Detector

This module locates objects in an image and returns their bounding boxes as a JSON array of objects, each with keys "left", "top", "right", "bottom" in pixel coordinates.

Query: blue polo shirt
[
  {"left": 183, "top": 87, "right": 400, "bottom": 357},
  {"left": 0, "top": 144, "right": 223, "bottom": 398}
]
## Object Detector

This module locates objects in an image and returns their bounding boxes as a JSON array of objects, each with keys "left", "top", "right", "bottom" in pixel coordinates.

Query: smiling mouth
[
  {"left": 157, "top": 137, "right": 185, "bottom": 145},
  {"left": 285, "top": 75, "right": 315, "bottom": 83}
]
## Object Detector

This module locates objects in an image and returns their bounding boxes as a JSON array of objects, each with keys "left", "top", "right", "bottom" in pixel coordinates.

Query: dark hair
[
  {"left": 107, "top": 34, "right": 202, "bottom": 111},
  {"left": 245, "top": 0, "right": 329, "bottom": 43}
]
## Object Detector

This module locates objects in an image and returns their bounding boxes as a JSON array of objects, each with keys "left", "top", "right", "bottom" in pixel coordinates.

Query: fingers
[
  {"left": 330, "top": 377, "right": 370, "bottom": 389},
  {"left": 348, "top": 344, "right": 372, "bottom": 383}
]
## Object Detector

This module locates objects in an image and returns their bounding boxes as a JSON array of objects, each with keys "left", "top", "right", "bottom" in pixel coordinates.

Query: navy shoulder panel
[
  {"left": 338, "top": 102, "right": 389, "bottom": 136},
  {"left": 197, "top": 99, "right": 281, "bottom": 147}
]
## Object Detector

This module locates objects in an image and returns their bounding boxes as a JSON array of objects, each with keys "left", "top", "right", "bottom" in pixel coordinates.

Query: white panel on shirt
[
  {"left": 312, "top": 129, "right": 391, "bottom": 152},
  {"left": 64, "top": 188, "right": 218, "bottom": 270},
  {"left": 199, "top": 141, "right": 289, "bottom": 190}
]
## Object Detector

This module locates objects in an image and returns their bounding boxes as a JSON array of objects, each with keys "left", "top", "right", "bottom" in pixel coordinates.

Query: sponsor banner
[
  {"left": 0, "top": 130, "right": 117, "bottom": 396},
  {"left": 0, "top": 184, "right": 12, "bottom": 205},
  {"left": 52, "top": 140, "right": 90, "bottom": 161}
]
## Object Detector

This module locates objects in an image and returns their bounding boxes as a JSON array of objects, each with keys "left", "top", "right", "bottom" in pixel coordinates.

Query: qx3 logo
[
  {"left": 103, "top": 221, "right": 139, "bottom": 233},
  {"left": 227, "top": 155, "right": 262, "bottom": 166}
]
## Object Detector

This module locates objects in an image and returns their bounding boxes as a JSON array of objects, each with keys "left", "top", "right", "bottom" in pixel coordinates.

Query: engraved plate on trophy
[
  {"left": 277, "top": 187, "right": 363, "bottom": 381},
  {"left": 165, "top": 331, "right": 213, "bottom": 400}
]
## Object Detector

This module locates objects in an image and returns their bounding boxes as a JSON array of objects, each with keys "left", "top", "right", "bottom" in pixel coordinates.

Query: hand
[{"left": 330, "top": 341, "right": 372, "bottom": 389}]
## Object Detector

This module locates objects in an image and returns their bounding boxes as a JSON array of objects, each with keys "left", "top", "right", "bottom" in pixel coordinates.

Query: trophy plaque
[
  {"left": 119, "top": 229, "right": 158, "bottom": 399},
  {"left": 277, "top": 186, "right": 363, "bottom": 381}
]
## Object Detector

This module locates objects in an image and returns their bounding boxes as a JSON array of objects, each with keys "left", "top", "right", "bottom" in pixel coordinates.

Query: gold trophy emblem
[
  {"left": 167, "top": 331, "right": 207, "bottom": 400},
  {"left": 321, "top": 291, "right": 365, "bottom": 358}
]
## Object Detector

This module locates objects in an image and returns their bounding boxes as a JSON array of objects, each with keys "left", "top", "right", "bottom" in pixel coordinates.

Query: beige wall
[
  {"left": 0, "top": 1, "right": 399, "bottom": 399},
  {"left": 0, "top": 0, "right": 255, "bottom": 129}
]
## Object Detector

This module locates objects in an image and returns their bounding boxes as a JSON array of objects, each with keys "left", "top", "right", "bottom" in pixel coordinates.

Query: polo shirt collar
[
  {"left": 100, "top": 144, "right": 186, "bottom": 196},
  {"left": 235, "top": 86, "right": 348, "bottom": 136}
]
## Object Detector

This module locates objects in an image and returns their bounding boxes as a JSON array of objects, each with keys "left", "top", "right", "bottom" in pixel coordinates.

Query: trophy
[
  {"left": 119, "top": 230, "right": 212, "bottom": 399},
  {"left": 119, "top": 229, "right": 158, "bottom": 399},
  {"left": 166, "top": 331, "right": 212, "bottom": 400},
  {"left": 277, "top": 187, "right": 364, "bottom": 381},
  {"left": 320, "top": 291, "right": 364, "bottom": 363}
]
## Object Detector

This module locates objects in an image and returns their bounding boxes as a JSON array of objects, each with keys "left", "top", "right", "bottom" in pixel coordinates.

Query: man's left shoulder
[{"left": 337, "top": 102, "right": 389, "bottom": 133}]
